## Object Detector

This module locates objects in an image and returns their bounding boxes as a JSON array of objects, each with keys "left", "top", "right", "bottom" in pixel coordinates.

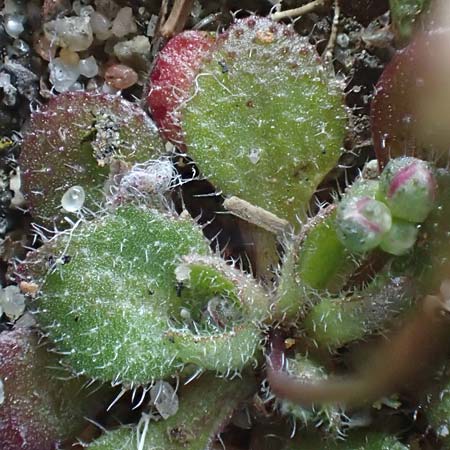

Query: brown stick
[
  {"left": 270, "top": 0, "right": 331, "bottom": 21},
  {"left": 160, "top": 0, "right": 195, "bottom": 38},
  {"left": 268, "top": 295, "right": 450, "bottom": 407},
  {"left": 223, "top": 196, "right": 290, "bottom": 236},
  {"left": 323, "top": 0, "right": 340, "bottom": 63}
]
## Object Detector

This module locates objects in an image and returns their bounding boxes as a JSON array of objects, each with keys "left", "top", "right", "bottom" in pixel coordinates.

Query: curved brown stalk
[{"left": 268, "top": 295, "right": 450, "bottom": 407}]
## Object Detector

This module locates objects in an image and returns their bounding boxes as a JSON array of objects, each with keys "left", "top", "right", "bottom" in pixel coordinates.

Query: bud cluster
[{"left": 336, "top": 157, "right": 436, "bottom": 255}]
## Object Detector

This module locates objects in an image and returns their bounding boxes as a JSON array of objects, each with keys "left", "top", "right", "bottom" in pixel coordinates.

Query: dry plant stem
[
  {"left": 160, "top": 0, "right": 195, "bottom": 38},
  {"left": 142, "top": 0, "right": 169, "bottom": 105},
  {"left": 323, "top": 0, "right": 340, "bottom": 63},
  {"left": 155, "top": 0, "right": 169, "bottom": 38},
  {"left": 270, "top": 0, "right": 331, "bottom": 21},
  {"left": 268, "top": 295, "right": 450, "bottom": 407},
  {"left": 223, "top": 196, "right": 290, "bottom": 236}
]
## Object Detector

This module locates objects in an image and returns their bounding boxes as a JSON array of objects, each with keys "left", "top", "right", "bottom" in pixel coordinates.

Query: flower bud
[
  {"left": 336, "top": 196, "right": 392, "bottom": 253},
  {"left": 379, "top": 157, "right": 437, "bottom": 223},
  {"left": 379, "top": 219, "right": 419, "bottom": 255}
]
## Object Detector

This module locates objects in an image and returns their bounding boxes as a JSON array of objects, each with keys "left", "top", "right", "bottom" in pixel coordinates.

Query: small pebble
[
  {"left": 33, "top": 32, "right": 57, "bottom": 61},
  {"left": 149, "top": 381, "right": 179, "bottom": 419},
  {"left": 15, "top": 312, "right": 37, "bottom": 328},
  {"left": 43, "top": 0, "right": 71, "bottom": 20},
  {"left": 86, "top": 78, "right": 99, "bottom": 90},
  {"left": 95, "top": 0, "right": 120, "bottom": 20},
  {"left": 113, "top": 36, "right": 150, "bottom": 71},
  {"left": 44, "top": 16, "right": 93, "bottom": 52},
  {"left": 79, "top": 56, "right": 99, "bottom": 78},
  {"left": 0, "top": 379, "right": 4, "bottom": 405},
  {"left": 4, "top": 0, "right": 20, "bottom": 15},
  {"left": 72, "top": 0, "right": 82, "bottom": 15},
  {"left": 146, "top": 14, "right": 158, "bottom": 37},
  {"left": 79, "top": 5, "right": 95, "bottom": 17},
  {"left": 0, "top": 73, "right": 17, "bottom": 106},
  {"left": 59, "top": 47, "right": 80, "bottom": 65},
  {"left": 8, "top": 39, "right": 30, "bottom": 58},
  {"left": 104, "top": 64, "right": 138, "bottom": 90},
  {"left": 90, "top": 11, "right": 111, "bottom": 40},
  {"left": 0, "top": 285, "right": 26, "bottom": 320},
  {"left": 112, "top": 7, "right": 137, "bottom": 38},
  {"left": 61, "top": 185, "right": 85, "bottom": 212},
  {"left": 19, "top": 281, "right": 39, "bottom": 297},
  {"left": 49, "top": 57, "right": 80, "bottom": 92}
]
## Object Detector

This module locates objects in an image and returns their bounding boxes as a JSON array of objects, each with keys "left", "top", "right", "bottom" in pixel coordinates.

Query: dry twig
[
  {"left": 223, "top": 196, "right": 290, "bottom": 236},
  {"left": 323, "top": 0, "right": 340, "bottom": 63},
  {"left": 160, "top": 0, "right": 194, "bottom": 38},
  {"left": 268, "top": 294, "right": 450, "bottom": 407},
  {"left": 270, "top": 0, "right": 331, "bottom": 21}
]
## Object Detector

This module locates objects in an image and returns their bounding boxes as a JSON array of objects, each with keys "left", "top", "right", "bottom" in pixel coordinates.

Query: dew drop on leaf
[{"left": 61, "top": 185, "right": 85, "bottom": 212}]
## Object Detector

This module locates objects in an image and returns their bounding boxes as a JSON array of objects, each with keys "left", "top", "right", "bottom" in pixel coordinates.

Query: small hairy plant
[
  {"left": 6, "top": 3, "right": 450, "bottom": 450},
  {"left": 0, "top": 328, "right": 109, "bottom": 450},
  {"left": 33, "top": 206, "right": 266, "bottom": 384},
  {"left": 148, "top": 17, "right": 347, "bottom": 224},
  {"left": 20, "top": 91, "right": 164, "bottom": 226}
]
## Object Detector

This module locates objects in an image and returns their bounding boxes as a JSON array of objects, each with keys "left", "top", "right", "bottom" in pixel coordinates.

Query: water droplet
[
  {"left": 4, "top": 15, "right": 24, "bottom": 39},
  {"left": 149, "top": 381, "right": 179, "bottom": 419},
  {"left": 61, "top": 185, "right": 85, "bottom": 212},
  {"left": 180, "top": 307, "right": 191, "bottom": 321}
]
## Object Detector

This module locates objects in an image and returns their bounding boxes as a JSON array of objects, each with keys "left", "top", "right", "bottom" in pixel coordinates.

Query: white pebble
[
  {"left": 112, "top": 7, "right": 137, "bottom": 38},
  {"left": 146, "top": 15, "right": 158, "bottom": 37},
  {"left": 79, "top": 56, "right": 99, "bottom": 78},
  {"left": 0, "top": 285, "right": 25, "bottom": 320},
  {"left": 79, "top": 5, "right": 95, "bottom": 17},
  {"left": 0, "top": 73, "right": 17, "bottom": 105},
  {"left": 72, "top": 0, "right": 82, "bottom": 15},
  {"left": 61, "top": 185, "right": 85, "bottom": 212},
  {"left": 90, "top": 11, "right": 111, "bottom": 40},
  {"left": 68, "top": 81, "right": 84, "bottom": 92},
  {"left": 95, "top": 0, "right": 120, "bottom": 20},
  {"left": 49, "top": 57, "right": 80, "bottom": 92},
  {"left": 14, "top": 312, "right": 37, "bottom": 328},
  {"left": 149, "top": 381, "right": 179, "bottom": 419},
  {"left": 44, "top": 16, "right": 93, "bottom": 52},
  {"left": 113, "top": 35, "right": 150, "bottom": 65},
  {"left": 0, "top": 379, "right": 4, "bottom": 405},
  {"left": 4, "top": 0, "right": 20, "bottom": 14}
]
